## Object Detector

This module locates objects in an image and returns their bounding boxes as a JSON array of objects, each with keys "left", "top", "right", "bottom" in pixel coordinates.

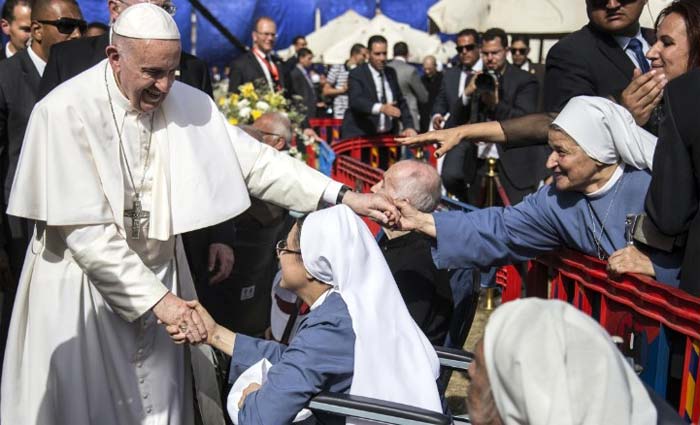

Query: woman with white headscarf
[
  {"left": 168, "top": 204, "right": 442, "bottom": 424},
  {"left": 466, "top": 298, "right": 675, "bottom": 425},
  {"left": 398, "top": 95, "right": 681, "bottom": 286}
]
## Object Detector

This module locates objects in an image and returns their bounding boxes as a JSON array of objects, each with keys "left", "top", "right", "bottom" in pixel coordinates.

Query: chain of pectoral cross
[{"left": 105, "top": 63, "right": 156, "bottom": 240}]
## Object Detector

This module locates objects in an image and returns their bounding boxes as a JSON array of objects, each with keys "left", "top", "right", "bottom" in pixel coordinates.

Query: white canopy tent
[{"left": 428, "top": 0, "right": 674, "bottom": 34}]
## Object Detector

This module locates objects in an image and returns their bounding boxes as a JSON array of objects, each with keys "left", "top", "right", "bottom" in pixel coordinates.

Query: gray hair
[
  {"left": 253, "top": 111, "right": 292, "bottom": 144},
  {"left": 388, "top": 160, "right": 441, "bottom": 213}
]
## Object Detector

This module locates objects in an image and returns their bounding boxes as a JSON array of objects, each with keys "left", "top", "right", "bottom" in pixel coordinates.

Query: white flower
[
  {"left": 238, "top": 107, "right": 251, "bottom": 119},
  {"left": 255, "top": 101, "right": 270, "bottom": 112},
  {"left": 288, "top": 146, "right": 299, "bottom": 155},
  {"left": 302, "top": 136, "right": 315, "bottom": 146},
  {"left": 237, "top": 99, "right": 250, "bottom": 108}
]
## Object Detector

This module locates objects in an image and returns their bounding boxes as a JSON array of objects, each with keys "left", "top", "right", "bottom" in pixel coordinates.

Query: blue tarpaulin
[{"left": 2, "top": 0, "right": 443, "bottom": 67}]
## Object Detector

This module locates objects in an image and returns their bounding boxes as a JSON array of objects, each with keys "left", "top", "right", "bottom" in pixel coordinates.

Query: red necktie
[{"left": 253, "top": 48, "right": 281, "bottom": 91}]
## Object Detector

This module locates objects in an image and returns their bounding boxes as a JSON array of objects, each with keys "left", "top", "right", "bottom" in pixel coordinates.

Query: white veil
[{"left": 300, "top": 205, "right": 443, "bottom": 418}]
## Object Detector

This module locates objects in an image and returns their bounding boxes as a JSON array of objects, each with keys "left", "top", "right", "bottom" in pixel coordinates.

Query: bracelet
[{"left": 336, "top": 185, "right": 353, "bottom": 205}]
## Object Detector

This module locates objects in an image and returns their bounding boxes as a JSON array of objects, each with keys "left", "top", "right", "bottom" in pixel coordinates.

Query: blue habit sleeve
[
  {"left": 432, "top": 189, "right": 562, "bottom": 271},
  {"left": 236, "top": 315, "right": 355, "bottom": 424},
  {"left": 229, "top": 335, "right": 287, "bottom": 384}
]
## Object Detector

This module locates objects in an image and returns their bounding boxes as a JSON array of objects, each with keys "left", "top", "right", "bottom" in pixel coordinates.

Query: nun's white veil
[{"left": 300, "top": 205, "right": 442, "bottom": 418}]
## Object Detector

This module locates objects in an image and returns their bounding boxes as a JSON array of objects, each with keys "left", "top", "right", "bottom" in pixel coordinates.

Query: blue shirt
[
  {"left": 432, "top": 167, "right": 681, "bottom": 286},
  {"left": 230, "top": 292, "right": 355, "bottom": 425}
]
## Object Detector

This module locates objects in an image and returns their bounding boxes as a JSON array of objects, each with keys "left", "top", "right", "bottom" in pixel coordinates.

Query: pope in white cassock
[{"left": 0, "top": 4, "right": 397, "bottom": 425}]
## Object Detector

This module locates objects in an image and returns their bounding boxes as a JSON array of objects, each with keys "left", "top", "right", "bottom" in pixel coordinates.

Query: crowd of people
[{"left": 0, "top": 0, "right": 697, "bottom": 424}]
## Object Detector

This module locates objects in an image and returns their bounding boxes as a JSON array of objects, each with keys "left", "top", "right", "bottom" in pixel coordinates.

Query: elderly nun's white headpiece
[
  {"left": 300, "top": 205, "right": 443, "bottom": 418},
  {"left": 484, "top": 298, "right": 657, "bottom": 425},
  {"left": 112, "top": 2, "right": 180, "bottom": 40},
  {"left": 552, "top": 96, "right": 656, "bottom": 170}
]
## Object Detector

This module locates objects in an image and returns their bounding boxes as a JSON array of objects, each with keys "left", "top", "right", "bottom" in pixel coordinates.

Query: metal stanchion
[{"left": 483, "top": 158, "right": 499, "bottom": 311}]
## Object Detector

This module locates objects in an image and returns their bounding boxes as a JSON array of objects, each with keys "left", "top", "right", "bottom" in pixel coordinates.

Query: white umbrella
[
  {"left": 277, "top": 9, "right": 370, "bottom": 61},
  {"left": 428, "top": 0, "right": 673, "bottom": 34},
  {"left": 319, "top": 13, "right": 443, "bottom": 64}
]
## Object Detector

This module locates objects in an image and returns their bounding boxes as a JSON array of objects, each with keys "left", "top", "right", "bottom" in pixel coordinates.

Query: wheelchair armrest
[
  {"left": 435, "top": 346, "right": 473, "bottom": 372},
  {"left": 308, "top": 392, "right": 451, "bottom": 424}
]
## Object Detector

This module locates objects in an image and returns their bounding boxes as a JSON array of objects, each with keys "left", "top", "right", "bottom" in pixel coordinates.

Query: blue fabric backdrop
[{"left": 1, "top": 0, "right": 443, "bottom": 67}]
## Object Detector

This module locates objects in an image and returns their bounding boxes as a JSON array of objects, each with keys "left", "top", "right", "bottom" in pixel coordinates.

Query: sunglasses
[
  {"left": 276, "top": 240, "right": 301, "bottom": 257},
  {"left": 37, "top": 17, "right": 87, "bottom": 35},
  {"left": 456, "top": 44, "right": 477, "bottom": 53},
  {"left": 510, "top": 48, "right": 528, "bottom": 55}
]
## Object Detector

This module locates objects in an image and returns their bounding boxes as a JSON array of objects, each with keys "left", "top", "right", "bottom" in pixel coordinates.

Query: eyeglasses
[
  {"left": 37, "top": 18, "right": 87, "bottom": 35},
  {"left": 456, "top": 44, "right": 477, "bottom": 53},
  {"left": 255, "top": 30, "right": 277, "bottom": 38},
  {"left": 276, "top": 240, "right": 301, "bottom": 257},
  {"left": 510, "top": 48, "right": 528, "bottom": 55},
  {"left": 117, "top": 0, "right": 177, "bottom": 16}
]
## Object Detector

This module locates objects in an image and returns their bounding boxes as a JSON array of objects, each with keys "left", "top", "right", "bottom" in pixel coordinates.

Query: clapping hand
[{"left": 165, "top": 300, "right": 217, "bottom": 345}]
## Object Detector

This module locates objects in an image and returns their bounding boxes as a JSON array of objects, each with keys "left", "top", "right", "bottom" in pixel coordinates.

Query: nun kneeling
[{"left": 170, "top": 205, "right": 443, "bottom": 425}]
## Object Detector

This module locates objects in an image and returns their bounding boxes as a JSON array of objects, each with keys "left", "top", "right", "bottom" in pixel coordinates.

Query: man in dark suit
[
  {"left": 544, "top": 0, "right": 654, "bottom": 113},
  {"left": 509, "top": 34, "right": 545, "bottom": 110},
  {"left": 341, "top": 34, "right": 416, "bottom": 140},
  {"left": 228, "top": 16, "right": 286, "bottom": 94},
  {"left": 37, "top": 0, "right": 234, "bottom": 302},
  {"left": 0, "top": 0, "right": 30, "bottom": 61},
  {"left": 282, "top": 34, "right": 306, "bottom": 80},
  {"left": 419, "top": 55, "right": 442, "bottom": 133},
  {"left": 431, "top": 28, "right": 482, "bottom": 202},
  {"left": 289, "top": 47, "right": 317, "bottom": 119},
  {"left": 0, "top": 0, "right": 84, "bottom": 378},
  {"left": 466, "top": 28, "right": 546, "bottom": 205}
]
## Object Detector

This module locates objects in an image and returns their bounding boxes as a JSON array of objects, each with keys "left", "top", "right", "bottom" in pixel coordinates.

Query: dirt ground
[{"left": 444, "top": 293, "right": 497, "bottom": 415}]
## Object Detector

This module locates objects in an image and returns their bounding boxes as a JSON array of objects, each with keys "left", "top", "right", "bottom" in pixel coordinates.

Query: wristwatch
[{"left": 336, "top": 185, "right": 353, "bottom": 205}]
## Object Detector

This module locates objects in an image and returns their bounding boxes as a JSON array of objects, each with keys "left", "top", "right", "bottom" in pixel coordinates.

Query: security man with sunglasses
[
  {"left": 545, "top": 0, "right": 655, "bottom": 113},
  {"left": 431, "top": 28, "right": 483, "bottom": 202},
  {"left": 0, "top": 0, "right": 84, "bottom": 378}
]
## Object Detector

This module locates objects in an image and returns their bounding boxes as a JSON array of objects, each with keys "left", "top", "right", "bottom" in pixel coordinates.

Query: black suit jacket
[
  {"left": 477, "top": 64, "right": 548, "bottom": 190},
  {"left": 544, "top": 23, "right": 655, "bottom": 112},
  {"left": 0, "top": 49, "right": 39, "bottom": 242},
  {"left": 646, "top": 69, "right": 700, "bottom": 295},
  {"left": 39, "top": 33, "right": 213, "bottom": 100},
  {"left": 227, "top": 50, "right": 286, "bottom": 94},
  {"left": 289, "top": 66, "right": 317, "bottom": 118},
  {"left": 431, "top": 66, "right": 471, "bottom": 129},
  {"left": 340, "top": 63, "right": 413, "bottom": 139}
]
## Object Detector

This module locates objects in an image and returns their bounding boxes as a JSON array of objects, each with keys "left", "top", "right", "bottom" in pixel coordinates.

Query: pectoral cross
[{"left": 124, "top": 194, "right": 150, "bottom": 239}]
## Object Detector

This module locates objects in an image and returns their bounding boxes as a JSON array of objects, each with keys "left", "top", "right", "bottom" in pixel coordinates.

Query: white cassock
[{"left": 0, "top": 60, "right": 336, "bottom": 425}]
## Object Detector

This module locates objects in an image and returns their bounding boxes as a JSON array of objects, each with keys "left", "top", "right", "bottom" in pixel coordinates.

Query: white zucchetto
[
  {"left": 112, "top": 2, "right": 180, "bottom": 40},
  {"left": 552, "top": 95, "right": 656, "bottom": 170}
]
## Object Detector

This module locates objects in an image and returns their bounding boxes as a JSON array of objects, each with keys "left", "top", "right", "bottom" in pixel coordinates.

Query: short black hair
[
  {"left": 456, "top": 28, "right": 480, "bottom": 45},
  {"left": 350, "top": 43, "right": 365, "bottom": 56},
  {"left": 510, "top": 34, "right": 530, "bottom": 46},
  {"left": 2, "top": 0, "right": 29, "bottom": 21},
  {"left": 297, "top": 47, "right": 312, "bottom": 59},
  {"left": 292, "top": 35, "right": 306, "bottom": 45},
  {"left": 393, "top": 41, "right": 408, "bottom": 57},
  {"left": 30, "top": 0, "right": 78, "bottom": 21},
  {"left": 367, "top": 34, "right": 387, "bottom": 51},
  {"left": 483, "top": 27, "right": 508, "bottom": 48}
]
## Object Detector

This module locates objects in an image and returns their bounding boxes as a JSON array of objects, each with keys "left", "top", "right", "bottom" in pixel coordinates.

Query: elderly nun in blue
[
  {"left": 169, "top": 205, "right": 442, "bottom": 425},
  {"left": 398, "top": 96, "right": 681, "bottom": 286}
]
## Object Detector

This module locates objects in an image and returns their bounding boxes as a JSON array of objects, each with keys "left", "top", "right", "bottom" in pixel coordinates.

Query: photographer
[{"left": 463, "top": 28, "right": 549, "bottom": 205}]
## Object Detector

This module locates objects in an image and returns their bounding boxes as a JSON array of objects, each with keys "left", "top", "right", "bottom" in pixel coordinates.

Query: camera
[{"left": 474, "top": 70, "right": 498, "bottom": 93}]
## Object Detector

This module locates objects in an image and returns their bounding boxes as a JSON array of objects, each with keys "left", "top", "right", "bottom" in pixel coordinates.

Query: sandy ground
[{"left": 444, "top": 293, "right": 498, "bottom": 415}]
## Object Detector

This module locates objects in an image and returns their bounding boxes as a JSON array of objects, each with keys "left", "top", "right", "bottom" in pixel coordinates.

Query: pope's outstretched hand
[
  {"left": 154, "top": 293, "right": 208, "bottom": 344},
  {"left": 342, "top": 191, "right": 400, "bottom": 227}
]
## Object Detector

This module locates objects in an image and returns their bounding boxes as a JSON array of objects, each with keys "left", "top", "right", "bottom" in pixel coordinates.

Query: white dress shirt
[
  {"left": 368, "top": 64, "right": 394, "bottom": 133},
  {"left": 614, "top": 29, "right": 651, "bottom": 71},
  {"left": 27, "top": 44, "right": 46, "bottom": 77}
]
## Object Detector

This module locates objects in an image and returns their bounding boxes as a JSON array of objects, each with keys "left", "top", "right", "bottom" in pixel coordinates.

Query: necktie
[
  {"left": 627, "top": 38, "right": 650, "bottom": 73},
  {"left": 378, "top": 71, "right": 387, "bottom": 104}
]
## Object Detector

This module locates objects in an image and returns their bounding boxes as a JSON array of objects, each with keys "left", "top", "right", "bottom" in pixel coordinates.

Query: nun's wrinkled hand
[
  {"left": 396, "top": 127, "right": 462, "bottom": 158},
  {"left": 341, "top": 191, "right": 400, "bottom": 227},
  {"left": 395, "top": 199, "right": 437, "bottom": 238},
  {"left": 238, "top": 383, "right": 262, "bottom": 409},
  {"left": 606, "top": 246, "right": 655, "bottom": 278}
]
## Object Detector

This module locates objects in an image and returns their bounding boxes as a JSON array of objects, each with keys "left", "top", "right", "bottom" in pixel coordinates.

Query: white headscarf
[
  {"left": 484, "top": 299, "right": 657, "bottom": 425},
  {"left": 300, "top": 205, "right": 442, "bottom": 418},
  {"left": 552, "top": 96, "right": 657, "bottom": 170}
]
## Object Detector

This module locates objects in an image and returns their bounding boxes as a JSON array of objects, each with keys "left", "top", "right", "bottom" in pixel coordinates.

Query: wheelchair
[{"left": 308, "top": 346, "right": 473, "bottom": 424}]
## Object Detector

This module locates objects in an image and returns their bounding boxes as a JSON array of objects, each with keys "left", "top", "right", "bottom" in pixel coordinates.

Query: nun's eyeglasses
[{"left": 276, "top": 240, "right": 301, "bottom": 257}]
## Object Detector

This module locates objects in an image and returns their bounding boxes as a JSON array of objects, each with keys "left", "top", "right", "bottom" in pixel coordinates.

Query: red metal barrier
[
  {"left": 496, "top": 249, "right": 700, "bottom": 422},
  {"left": 331, "top": 155, "right": 384, "bottom": 235},
  {"left": 309, "top": 118, "right": 343, "bottom": 145},
  {"left": 333, "top": 135, "right": 437, "bottom": 169}
]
